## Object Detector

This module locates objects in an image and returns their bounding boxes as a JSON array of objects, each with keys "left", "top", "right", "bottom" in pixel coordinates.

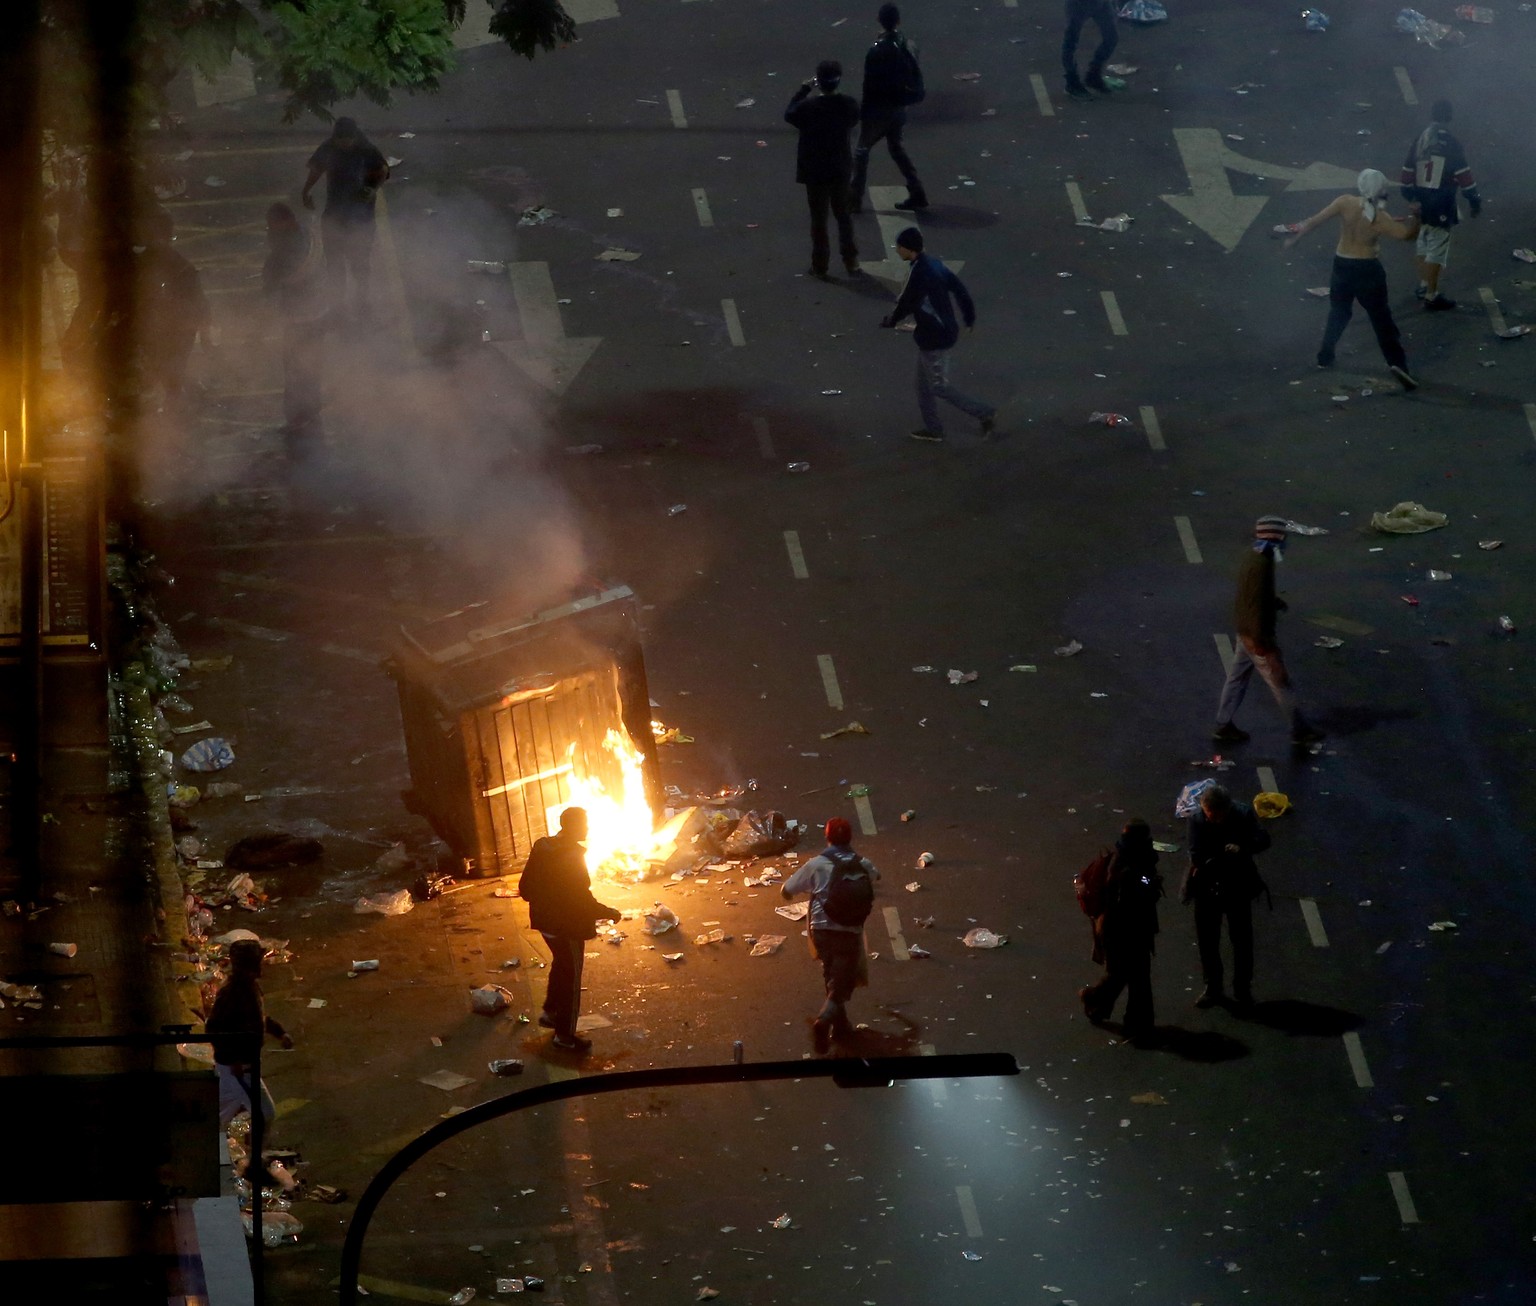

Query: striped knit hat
[{"left": 1254, "top": 515, "right": 1290, "bottom": 541}]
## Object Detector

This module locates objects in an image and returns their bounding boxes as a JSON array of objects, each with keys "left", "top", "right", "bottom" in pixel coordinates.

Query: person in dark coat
[
  {"left": 1181, "top": 785, "right": 1272, "bottom": 1010},
  {"left": 301, "top": 117, "right": 390, "bottom": 317},
  {"left": 881, "top": 227, "right": 996, "bottom": 442},
  {"left": 785, "top": 60, "right": 862, "bottom": 280},
  {"left": 518, "top": 807, "right": 621, "bottom": 1054},
  {"left": 137, "top": 209, "right": 210, "bottom": 404},
  {"left": 1212, "top": 515, "right": 1324, "bottom": 747},
  {"left": 850, "top": 3, "right": 928, "bottom": 212},
  {"left": 1080, "top": 819, "right": 1162, "bottom": 1040},
  {"left": 205, "top": 939, "right": 292, "bottom": 1186}
]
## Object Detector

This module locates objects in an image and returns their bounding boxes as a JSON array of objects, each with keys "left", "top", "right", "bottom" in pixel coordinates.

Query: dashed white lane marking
[
  {"left": 1139, "top": 404, "right": 1165, "bottom": 451},
  {"left": 749, "top": 413, "right": 775, "bottom": 458},
  {"left": 955, "top": 1185, "right": 984, "bottom": 1237},
  {"left": 1065, "top": 181, "right": 1090, "bottom": 222},
  {"left": 784, "top": 530, "right": 809, "bottom": 579},
  {"left": 1101, "top": 289, "right": 1129, "bottom": 336},
  {"left": 1214, "top": 633, "right": 1236, "bottom": 675},
  {"left": 853, "top": 793, "right": 878, "bottom": 836},
  {"left": 817, "top": 653, "right": 845, "bottom": 709},
  {"left": 667, "top": 89, "right": 688, "bottom": 129},
  {"left": 919, "top": 1043, "right": 947, "bottom": 1101},
  {"left": 1394, "top": 66, "right": 1418, "bottom": 105},
  {"left": 1343, "top": 1031, "right": 1375, "bottom": 1088},
  {"left": 1175, "top": 516, "right": 1203, "bottom": 565},
  {"left": 722, "top": 297, "right": 746, "bottom": 346},
  {"left": 1299, "top": 898, "right": 1330, "bottom": 948},
  {"left": 1029, "top": 73, "right": 1055, "bottom": 118},
  {"left": 692, "top": 187, "right": 714, "bottom": 227},
  {"left": 1256, "top": 767, "right": 1277, "bottom": 794},
  {"left": 1478, "top": 286, "right": 1507, "bottom": 334},
  {"left": 883, "top": 906, "right": 910, "bottom": 961},
  {"left": 1524, "top": 403, "right": 1536, "bottom": 445},
  {"left": 1388, "top": 1171, "right": 1420, "bottom": 1225}
]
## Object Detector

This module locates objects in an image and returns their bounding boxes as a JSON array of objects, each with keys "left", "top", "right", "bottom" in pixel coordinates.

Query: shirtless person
[{"left": 1285, "top": 168, "right": 1421, "bottom": 390}]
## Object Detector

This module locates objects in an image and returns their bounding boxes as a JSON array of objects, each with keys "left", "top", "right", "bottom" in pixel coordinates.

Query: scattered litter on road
[
  {"left": 786, "top": 461, "right": 811, "bottom": 473},
  {"left": 1396, "top": 7, "right": 1463, "bottom": 43},
  {"left": 1008, "top": 663, "right": 1037, "bottom": 672},
  {"left": 734, "top": 97, "right": 757, "bottom": 108},
  {"left": 908, "top": 944, "right": 931, "bottom": 958},
  {"left": 350, "top": 959, "right": 380, "bottom": 972},
  {"left": 1076, "top": 214, "right": 1134, "bottom": 233},
  {"left": 470, "top": 985, "right": 514, "bottom": 1015},
  {"left": 1118, "top": 0, "right": 1168, "bottom": 20},
  {"left": 1498, "top": 615, "right": 1517, "bottom": 633},
  {"left": 1514, "top": 249, "right": 1536, "bottom": 264},
  {"left": 947, "top": 669, "right": 978, "bottom": 685},
  {"left": 820, "top": 388, "right": 844, "bottom": 396},
  {"left": 962, "top": 927, "right": 1006, "bottom": 949},
  {"left": 1306, "top": 287, "right": 1330, "bottom": 297},
  {"left": 912, "top": 664, "right": 937, "bottom": 673},
  {"left": 1088, "top": 411, "right": 1134, "bottom": 427},
  {"left": 1427, "top": 569, "right": 1453, "bottom": 581},
  {"left": 1105, "top": 63, "right": 1138, "bottom": 74},
  {"left": 645, "top": 905, "right": 680, "bottom": 935},
  {"left": 180, "top": 737, "right": 235, "bottom": 772},
  {"left": 900, "top": 809, "right": 917, "bottom": 822},
  {"left": 597, "top": 248, "right": 640, "bottom": 261},
  {"left": 170, "top": 719, "right": 213, "bottom": 735},
  {"left": 820, "top": 721, "right": 870, "bottom": 739},
  {"left": 466, "top": 260, "right": 505, "bottom": 275},
  {"left": 775, "top": 903, "right": 808, "bottom": 921},
  {"left": 749, "top": 935, "right": 786, "bottom": 956},
  {"left": 1054, "top": 639, "right": 1084, "bottom": 657},
  {"left": 1285, "top": 520, "right": 1329, "bottom": 536},
  {"left": 1176, "top": 778, "right": 1216, "bottom": 818},
  {"left": 667, "top": 504, "right": 688, "bottom": 517},
  {"left": 905, "top": 882, "right": 922, "bottom": 893},
  {"left": 663, "top": 951, "right": 685, "bottom": 962},
  {"left": 355, "top": 889, "right": 413, "bottom": 916},
  {"left": 1153, "top": 841, "right": 1180, "bottom": 853},
  {"left": 1480, "top": 540, "right": 1504, "bottom": 550},
  {"left": 1131, "top": 1091, "right": 1168, "bottom": 1105},
  {"left": 419, "top": 1069, "right": 476, "bottom": 1092},
  {"left": 1371, "top": 501, "right": 1448, "bottom": 533},
  {"left": 488, "top": 1059, "right": 525, "bottom": 1077},
  {"left": 1427, "top": 920, "right": 1459, "bottom": 931},
  {"left": 1401, "top": 594, "right": 1420, "bottom": 606},
  {"left": 916, "top": 851, "right": 935, "bottom": 868},
  {"left": 518, "top": 206, "right": 556, "bottom": 226},
  {"left": 49, "top": 942, "right": 77, "bottom": 958},
  {"left": 1302, "top": 8, "right": 1330, "bottom": 29},
  {"left": 1497, "top": 325, "right": 1531, "bottom": 338},
  {"left": 1316, "top": 636, "right": 1345, "bottom": 648},
  {"left": 1454, "top": 3, "right": 1494, "bottom": 20},
  {"left": 846, "top": 784, "right": 871, "bottom": 798},
  {"left": 769, "top": 1214, "right": 793, "bottom": 1229},
  {"left": 953, "top": 71, "right": 982, "bottom": 81},
  {"left": 447, "top": 1289, "right": 477, "bottom": 1305},
  {"left": 962, "top": 1250, "right": 983, "bottom": 1261},
  {"left": 308, "top": 998, "right": 327, "bottom": 1009},
  {"left": 1190, "top": 756, "right": 1235, "bottom": 771}
]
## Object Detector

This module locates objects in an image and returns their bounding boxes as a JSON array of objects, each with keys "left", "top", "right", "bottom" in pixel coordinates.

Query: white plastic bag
[{"left": 355, "top": 889, "right": 414, "bottom": 916}]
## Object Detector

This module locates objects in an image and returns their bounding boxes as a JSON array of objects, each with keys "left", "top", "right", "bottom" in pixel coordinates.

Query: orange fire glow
[{"left": 546, "top": 727, "right": 664, "bottom": 876}]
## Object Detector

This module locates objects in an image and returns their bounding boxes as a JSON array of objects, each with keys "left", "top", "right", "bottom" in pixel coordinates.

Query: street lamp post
[{"left": 338, "top": 1051, "right": 1019, "bottom": 1306}]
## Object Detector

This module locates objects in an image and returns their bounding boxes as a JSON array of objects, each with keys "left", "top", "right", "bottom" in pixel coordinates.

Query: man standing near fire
[{"left": 519, "top": 807, "right": 622, "bottom": 1055}]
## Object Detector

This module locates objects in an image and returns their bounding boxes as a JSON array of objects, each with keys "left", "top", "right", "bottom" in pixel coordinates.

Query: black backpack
[{"left": 821, "top": 850, "right": 875, "bottom": 927}]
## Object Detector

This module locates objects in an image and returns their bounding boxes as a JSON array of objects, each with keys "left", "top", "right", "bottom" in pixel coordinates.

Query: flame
[{"left": 546, "top": 728, "right": 662, "bottom": 876}]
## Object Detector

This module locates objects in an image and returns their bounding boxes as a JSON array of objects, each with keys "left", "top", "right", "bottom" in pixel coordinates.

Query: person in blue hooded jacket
[{"left": 881, "top": 227, "right": 997, "bottom": 443}]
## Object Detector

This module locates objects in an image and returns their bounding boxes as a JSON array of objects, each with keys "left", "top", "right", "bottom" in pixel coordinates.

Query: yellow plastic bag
[{"left": 1253, "top": 791, "right": 1291, "bottom": 819}]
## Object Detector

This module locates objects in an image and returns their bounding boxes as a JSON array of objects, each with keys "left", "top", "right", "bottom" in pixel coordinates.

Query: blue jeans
[{"left": 917, "top": 348, "right": 994, "bottom": 435}]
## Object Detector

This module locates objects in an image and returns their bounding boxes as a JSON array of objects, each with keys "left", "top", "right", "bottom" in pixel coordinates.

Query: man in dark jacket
[
  {"left": 850, "top": 4, "right": 928, "bottom": 213},
  {"left": 1212, "top": 515, "right": 1324, "bottom": 747},
  {"left": 785, "top": 60, "right": 862, "bottom": 280},
  {"left": 1080, "top": 819, "right": 1162, "bottom": 1041},
  {"left": 881, "top": 227, "right": 996, "bottom": 443},
  {"left": 1398, "top": 99, "right": 1482, "bottom": 312},
  {"left": 205, "top": 939, "right": 292, "bottom": 1187},
  {"left": 1181, "top": 785, "right": 1271, "bottom": 1010},
  {"left": 518, "top": 807, "right": 622, "bottom": 1053},
  {"left": 301, "top": 117, "right": 390, "bottom": 317}
]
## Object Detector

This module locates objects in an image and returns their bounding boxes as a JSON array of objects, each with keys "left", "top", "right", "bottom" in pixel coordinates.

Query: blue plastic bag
[{"left": 180, "top": 736, "right": 236, "bottom": 773}]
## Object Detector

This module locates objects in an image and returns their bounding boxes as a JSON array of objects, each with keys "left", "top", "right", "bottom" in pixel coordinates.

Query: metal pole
[{"left": 337, "top": 1053, "right": 1018, "bottom": 1306}]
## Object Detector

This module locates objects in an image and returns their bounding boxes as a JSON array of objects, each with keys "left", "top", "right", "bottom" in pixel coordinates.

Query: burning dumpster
[{"left": 385, "top": 584, "right": 665, "bottom": 877}]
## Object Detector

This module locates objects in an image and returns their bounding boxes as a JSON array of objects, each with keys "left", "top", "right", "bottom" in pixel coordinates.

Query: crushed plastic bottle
[
  {"left": 242, "top": 1210, "right": 303, "bottom": 1246},
  {"left": 1395, "top": 7, "right": 1460, "bottom": 44},
  {"left": 1454, "top": 3, "right": 1494, "bottom": 19},
  {"left": 1301, "top": 8, "right": 1330, "bottom": 29},
  {"left": 962, "top": 927, "right": 1007, "bottom": 949},
  {"left": 1498, "top": 615, "right": 1517, "bottom": 633},
  {"left": 786, "top": 461, "right": 811, "bottom": 473},
  {"left": 644, "top": 904, "right": 679, "bottom": 935},
  {"left": 1088, "top": 411, "right": 1134, "bottom": 428}
]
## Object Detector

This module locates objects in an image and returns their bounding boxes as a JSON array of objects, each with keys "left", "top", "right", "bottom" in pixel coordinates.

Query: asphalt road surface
[{"left": 133, "top": 0, "right": 1536, "bottom": 1301}]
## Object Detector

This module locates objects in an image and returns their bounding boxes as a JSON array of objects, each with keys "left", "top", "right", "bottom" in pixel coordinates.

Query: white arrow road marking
[
  {"left": 864, "top": 185, "right": 964, "bottom": 288},
  {"left": 1161, "top": 128, "right": 1356, "bottom": 252},
  {"left": 493, "top": 263, "right": 601, "bottom": 396}
]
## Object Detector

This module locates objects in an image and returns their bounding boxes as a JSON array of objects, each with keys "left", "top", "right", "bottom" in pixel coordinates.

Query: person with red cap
[{"left": 782, "top": 818, "right": 881, "bottom": 1053}]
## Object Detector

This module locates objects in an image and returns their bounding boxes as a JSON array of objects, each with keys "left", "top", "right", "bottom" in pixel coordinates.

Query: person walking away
[
  {"left": 1284, "top": 169, "right": 1421, "bottom": 389},
  {"left": 1398, "top": 99, "right": 1482, "bottom": 312},
  {"left": 882, "top": 227, "right": 996, "bottom": 443},
  {"left": 204, "top": 939, "right": 292, "bottom": 1186},
  {"left": 137, "top": 210, "right": 210, "bottom": 405},
  {"left": 518, "top": 807, "right": 622, "bottom": 1054},
  {"left": 1181, "top": 785, "right": 1271, "bottom": 1011},
  {"left": 1062, "top": 0, "right": 1121, "bottom": 100},
  {"left": 850, "top": 4, "right": 928, "bottom": 213},
  {"left": 785, "top": 60, "right": 862, "bottom": 280},
  {"left": 301, "top": 117, "right": 390, "bottom": 318},
  {"left": 1212, "top": 515, "right": 1324, "bottom": 748},
  {"left": 782, "top": 818, "right": 881, "bottom": 1054},
  {"left": 1079, "top": 819, "right": 1162, "bottom": 1041},
  {"left": 262, "top": 203, "right": 327, "bottom": 456}
]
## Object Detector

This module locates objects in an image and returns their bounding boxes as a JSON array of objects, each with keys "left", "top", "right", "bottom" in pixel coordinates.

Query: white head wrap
[{"left": 1357, "top": 168, "right": 1389, "bottom": 223}]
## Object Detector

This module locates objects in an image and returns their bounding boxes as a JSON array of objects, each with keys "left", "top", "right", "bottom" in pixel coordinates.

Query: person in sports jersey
[{"left": 1398, "top": 99, "right": 1482, "bottom": 311}]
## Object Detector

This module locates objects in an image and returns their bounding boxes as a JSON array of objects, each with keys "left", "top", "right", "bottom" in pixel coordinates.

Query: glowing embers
[{"left": 549, "top": 727, "right": 666, "bottom": 876}]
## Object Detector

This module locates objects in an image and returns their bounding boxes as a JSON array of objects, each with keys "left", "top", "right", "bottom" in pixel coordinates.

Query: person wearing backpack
[
  {"left": 781, "top": 818, "right": 881, "bottom": 1053},
  {"left": 1181, "top": 785, "right": 1272, "bottom": 1011},
  {"left": 850, "top": 4, "right": 929, "bottom": 213},
  {"left": 1078, "top": 820, "right": 1162, "bottom": 1041}
]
